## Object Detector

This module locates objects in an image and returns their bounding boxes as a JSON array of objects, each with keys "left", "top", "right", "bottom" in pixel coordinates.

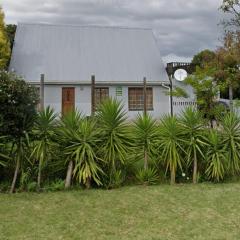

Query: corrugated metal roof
[{"left": 9, "top": 23, "right": 169, "bottom": 84}]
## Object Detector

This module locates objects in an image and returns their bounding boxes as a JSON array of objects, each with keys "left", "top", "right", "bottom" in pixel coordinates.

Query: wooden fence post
[
  {"left": 91, "top": 75, "right": 96, "bottom": 116},
  {"left": 40, "top": 74, "right": 45, "bottom": 111},
  {"left": 143, "top": 77, "right": 147, "bottom": 116}
]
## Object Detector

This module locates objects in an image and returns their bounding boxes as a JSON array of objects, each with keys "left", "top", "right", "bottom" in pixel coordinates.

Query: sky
[{"left": 2, "top": 0, "right": 226, "bottom": 63}]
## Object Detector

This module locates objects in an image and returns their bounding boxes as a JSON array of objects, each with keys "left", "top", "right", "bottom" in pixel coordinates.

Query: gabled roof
[{"left": 9, "top": 23, "right": 169, "bottom": 84}]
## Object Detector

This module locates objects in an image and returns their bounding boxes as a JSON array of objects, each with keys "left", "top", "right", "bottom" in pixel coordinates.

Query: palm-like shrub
[
  {"left": 133, "top": 113, "right": 158, "bottom": 170},
  {"left": 157, "top": 115, "right": 185, "bottom": 185},
  {"left": 97, "top": 99, "right": 132, "bottom": 181},
  {"left": 58, "top": 110, "right": 82, "bottom": 188},
  {"left": 180, "top": 107, "right": 206, "bottom": 183},
  {"left": 0, "top": 136, "right": 8, "bottom": 167},
  {"left": 31, "top": 107, "right": 57, "bottom": 189},
  {"left": 205, "top": 130, "right": 226, "bottom": 182},
  {"left": 221, "top": 112, "right": 240, "bottom": 175},
  {"left": 136, "top": 167, "right": 159, "bottom": 185},
  {"left": 65, "top": 118, "right": 103, "bottom": 188}
]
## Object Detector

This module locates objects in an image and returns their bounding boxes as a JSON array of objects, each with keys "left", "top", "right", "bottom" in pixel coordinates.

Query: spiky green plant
[
  {"left": 133, "top": 113, "right": 158, "bottom": 170},
  {"left": 221, "top": 111, "right": 240, "bottom": 175},
  {"left": 136, "top": 167, "right": 159, "bottom": 185},
  {"left": 65, "top": 118, "right": 103, "bottom": 188},
  {"left": 58, "top": 110, "right": 82, "bottom": 188},
  {"left": 205, "top": 129, "right": 227, "bottom": 182},
  {"left": 97, "top": 99, "right": 132, "bottom": 177},
  {"left": 31, "top": 106, "right": 57, "bottom": 190},
  {"left": 180, "top": 107, "right": 207, "bottom": 183},
  {"left": 157, "top": 115, "right": 185, "bottom": 185}
]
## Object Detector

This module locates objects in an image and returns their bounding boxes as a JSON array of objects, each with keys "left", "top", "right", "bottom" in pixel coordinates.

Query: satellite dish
[{"left": 174, "top": 69, "right": 188, "bottom": 81}]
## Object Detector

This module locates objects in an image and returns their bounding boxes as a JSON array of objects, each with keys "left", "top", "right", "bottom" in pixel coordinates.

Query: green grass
[{"left": 1, "top": 183, "right": 240, "bottom": 240}]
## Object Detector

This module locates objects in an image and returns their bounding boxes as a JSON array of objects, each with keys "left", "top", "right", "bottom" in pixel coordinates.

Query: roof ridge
[{"left": 18, "top": 22, "right": 152, "bottom": 31}]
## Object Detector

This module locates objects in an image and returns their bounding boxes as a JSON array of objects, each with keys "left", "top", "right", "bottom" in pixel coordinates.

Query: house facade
[{"left": 9, "top": 23, "right": 172, "bottom": 118}]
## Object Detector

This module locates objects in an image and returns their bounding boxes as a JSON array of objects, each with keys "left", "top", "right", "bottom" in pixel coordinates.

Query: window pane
[{"left": 128, "top": 87, "right": 153, "bottom": 111}]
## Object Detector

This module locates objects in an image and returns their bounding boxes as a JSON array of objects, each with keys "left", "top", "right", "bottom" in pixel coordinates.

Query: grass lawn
[{"left": 0, "top": 183, "right": 240, "bottom": 240}]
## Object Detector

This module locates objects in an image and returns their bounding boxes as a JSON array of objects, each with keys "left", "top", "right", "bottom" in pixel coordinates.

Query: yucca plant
[
  {"left": 133, "top": 113, "right": 158, "bottom": 170},
  {"left": 157, "top": 115, "right": 185, "bottom": 185},
  {"left": 180, "top": 107, "right": 207, "bottom": 184},
  {"left": 0, "top": 136, "right": 8, "bottom": 167},
  {"left": 136, "top": 167, "right": 159, "bottom": 185},
  {"left": 65, "top": 118, "right": 103, "bottom": 188},
  {"left": 31, "top": 106, "right": 57, "bottom": 190},
  {"left": 221, "top": 112, "right": 240, "bottom": 175},
  {"left": 58, "top": 110, "right": 82, "bottom": 188},
  {"left": 96, "top": 99, "right": 132, "bottom": 180},
  {"left": 205, "top": 129, "right": 227, "bottom": 182}
]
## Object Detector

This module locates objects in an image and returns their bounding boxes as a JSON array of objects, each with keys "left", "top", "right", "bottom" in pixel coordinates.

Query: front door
[{"left": 62, "top": 87, "right": 75, "bottom": 115}]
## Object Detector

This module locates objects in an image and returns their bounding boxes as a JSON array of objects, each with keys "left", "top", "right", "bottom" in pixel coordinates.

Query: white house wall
[{"left": 42, "top": 85, "right": 170, "bottom": 119}]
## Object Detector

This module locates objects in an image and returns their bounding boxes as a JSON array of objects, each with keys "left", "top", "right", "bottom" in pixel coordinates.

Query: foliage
[
  {"left": 157, "top": 115, "right": 185, "bottom": 184},
  {"left": 191, "top": 49, "right": 216, "bottom": 68},
  {"left": 185, "top": 66, "right": 226, "bottom": 125},
  {"left": 221, "top": 111, "right": 240, "bottom": 174},
  {"left": 31, "top": 106, "right": 57, "bottom": 188},
  {"left": 43, "top": 179, "right": 65, "bottom": 192},
  {"left": 133, "top": 113, "right": 158, "bottom": 169},
  {"left": 65, "top": 118, "right": 103, "bottom": 187},
  {"left": 0, "top": 71, "right": 39, "bottom": 138},
  {"left": 97, "top": 99, "right": 132, "bottom": 175},
  {"left": 220, "top": 0, "right": 240, "bottom": 28},
  {"left": 5, "top": 24, "right": 16, "bottom": 51},
  {"left": 136, "top": 167, "right": 159, "bottom": 185},
  {"left": 0, "top": 7, "right": 10, "bottom": 70},
  {"left": 180, "top": 107, "right": 207, "bottom": 183},
  {"left": 205, "top": 130, "right": 227, "bottom": 182}
]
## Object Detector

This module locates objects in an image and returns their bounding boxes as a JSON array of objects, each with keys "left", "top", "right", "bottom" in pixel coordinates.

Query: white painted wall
[{"left": 42, "top": 84, "right": 170, "bottom": 119}]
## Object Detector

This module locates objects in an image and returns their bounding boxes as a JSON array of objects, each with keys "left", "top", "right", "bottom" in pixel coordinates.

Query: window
[
  {"left": 128, "top": 87, "right": 153, "bottom": 111},
  {"left": 95, "top": 87, "right": 109, "bottom": 107}
]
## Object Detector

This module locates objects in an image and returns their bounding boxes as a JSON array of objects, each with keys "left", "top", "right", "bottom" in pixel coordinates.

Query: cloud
[{"left": 2, "top": 0, "right": 225, "bottom": 61}]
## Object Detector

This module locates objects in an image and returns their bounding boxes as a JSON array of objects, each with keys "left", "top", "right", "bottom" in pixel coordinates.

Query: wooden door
[{"left": 62, "top": 87, "right": 75, "bottom": 115}]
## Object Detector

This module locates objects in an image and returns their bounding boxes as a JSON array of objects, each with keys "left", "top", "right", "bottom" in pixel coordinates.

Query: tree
[
  {"left": 65, "top": 118, "right": 103, "bottom": 188},
  {"left": 192, "top": 49, "right": 216, "bottom": 68},
  {"left": 31, "top": 107, "right": 57, "bottom": 190},
  {"left": 220, "top": 0, "right": 240, "bottom": 29},
  {"left": 221, "top": 112, "right": 240, "bottom": 174},
  {"left": 5, "top": 24, "right": 16, "bottom": 51},
  {"left": 157, "top": 115, "right": 185, "bottom": 185},
  {"left": 185, "top": 66, "right": 225, "bottom": 127},
  {"left": 180, "top": 107, "right": 206, "bottom": 184},
  {"left": 215, "top": 33, "right": 240, "bottom": 111},
  {"left": 205, "top": 129, "right": 227, "bottom": 182},
  {"left": 133, "top": 113, "right": 158, "bottom": 170},
  {"left": 0, "top": 7, "right": 10, "bottom": 70},
  {"left": 0, "top": 71, "right": 38, "bottom": 193},
  {"left": 58, "top": 110, "right": 82, "bottom": 189},
  {"left": 97, "top": 99, "right": 132, "bottom": 181}
]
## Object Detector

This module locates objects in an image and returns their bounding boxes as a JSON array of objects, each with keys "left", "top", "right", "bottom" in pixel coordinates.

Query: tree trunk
[
  {"left": 37, "top": 161, "right": 41, "bottom": 191},
  {"left": 10, "top": 157, "right": 20, "bottom": 193},
  {"left": 65, "top": 160, "right": 73, "bottom": 189},
  {"left": 170, "top": 168, "right": 175, "bottom": 185},
  {"left": 193, "top": 149, "right": 198, "bottom": 184},
  {"left": 144, "top": 149, "right": 148, "bottom": 170},
  {"left": 229, "top": 84, "right": 233, "bottom": 112},
  {"left": 86, "top": 177, "right": 91, "bottom": 189}
]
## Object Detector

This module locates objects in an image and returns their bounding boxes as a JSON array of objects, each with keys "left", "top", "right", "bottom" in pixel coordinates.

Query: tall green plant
[
  {"left": 65, "top": 118, "right": 103, "bottom": 188},
  {"left": 157, "top": 115, "right": 185, "bottom": 185},
  {"left": 31, "top": 107, "right": 57, "bottom": 190},
  {"left": 221, "top": 112, "right": 240, "bottom": 174},
  {"left": 205, "top": 130, "right": 227, "bottom": 182},
  {"left": 97, "top": 99, "right": 131, "bottom": 178},
  {"left": 133, "top": 113, "right": 158, "bottom": 170},
  {"left": 180, "top": 107, "right": 206, "bottom": 184},
  {"left": 58, "top": 110, "right": 82, "bottom": 188}
]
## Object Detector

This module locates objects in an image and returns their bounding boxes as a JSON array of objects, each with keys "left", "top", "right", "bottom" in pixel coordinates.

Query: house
[{"left": 9, "top": 23, "right": 172, "bottom": 118}]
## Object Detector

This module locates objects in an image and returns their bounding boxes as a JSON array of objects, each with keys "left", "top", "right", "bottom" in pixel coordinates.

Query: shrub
[{"left": 136, "top": 167, "right": 159, "bottom": 185}]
